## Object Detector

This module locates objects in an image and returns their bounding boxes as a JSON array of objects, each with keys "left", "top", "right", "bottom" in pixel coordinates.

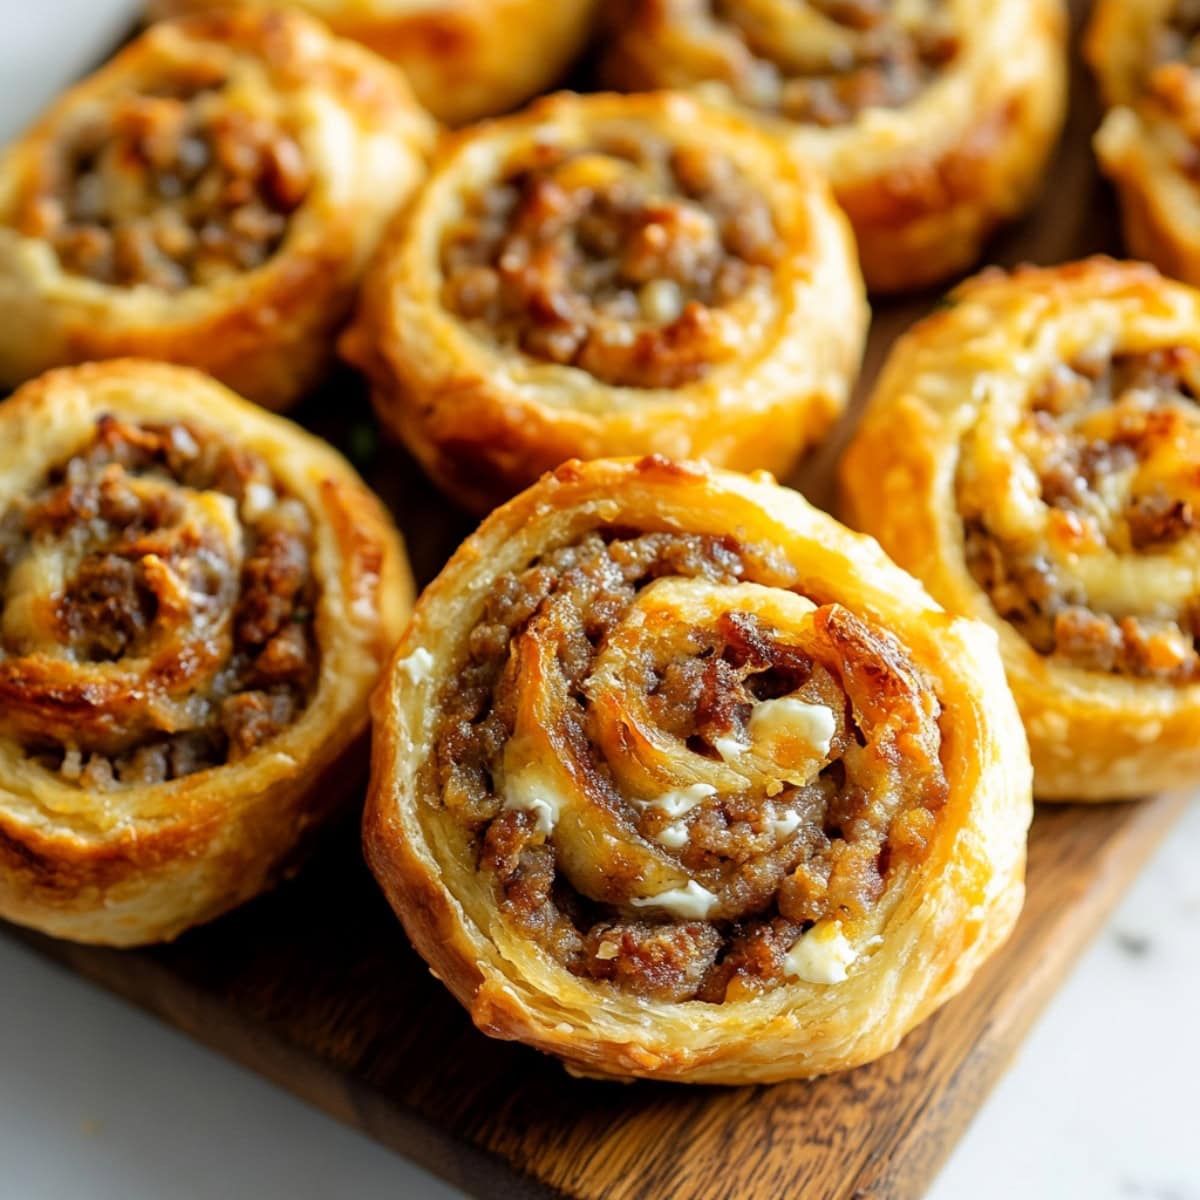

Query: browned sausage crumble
[
  {"left": 607, "top": 1, "right": 958, "bottom": 128},
  {"left": 433, "top": 530, "right": 947, "bottom": 1003},
  {"left": 961, "top": 348, "right": 1200, "bottom": 681},
  {"left": 722, "top": 0, "right": 958, "bottom": 126},
  {"left": 0, "top": 416, "right": 319, "bottom": 788},
  {"left": 439, "top": 136, "right": 782, "bottom": 389},
  {"left": 10, "top": 68, "right": 310, "bottom": 291}
]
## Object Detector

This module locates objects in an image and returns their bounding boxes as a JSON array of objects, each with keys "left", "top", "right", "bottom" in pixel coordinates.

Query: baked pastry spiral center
[
  {"left": 959, "top": 347, "right": 1200, "bottom": 681},
  {"left": 439, "top": 137, "right": 782, "bottom": 389},
  {"left": 436, "top": 530, "right": 947, "bottom": 1003},
  {"left": 0, "top": 415, "right": 319, "bottom": 789},
  {"left": 694, "top": 0, "right": 958, "bottom": 126},
  {"left": 10, "top": 66, "right": 310, "bottom": 291}
]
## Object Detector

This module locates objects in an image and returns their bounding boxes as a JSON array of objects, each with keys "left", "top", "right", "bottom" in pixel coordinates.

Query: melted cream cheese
[
  {"left": 629, "top": 881, "right": 718, "bottom": 920},
  {"left": 641, "top": 783, "right": 716, "bottom": 818},
  {"left": 654, "top": 821, "right": 690, "bottom": 849},
  {"left": 784, "top": 921, "right": 858, "bottom": 985},
  {"left": 395, "top": 646, "right": 434, "bottom": 685},
  {"left": 764, "top": 806, "right": 802, "bottom": 839},
  {"left": 240, "top": 482, "right": 277, "bottom": 524},
  {"left": 748, "top": 697, "right": 836, "bottom": 758},
  {"left": 713, "top": 735, "right": 748, "bottom": 763},
  {"left": 501, "top": 763, "right": 571, "bottom": 837}
]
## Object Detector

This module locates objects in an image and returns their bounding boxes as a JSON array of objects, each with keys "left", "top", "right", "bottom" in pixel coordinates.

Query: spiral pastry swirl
[
  {"left": 147, "top": 0, "right": 600, "bottom": 126},
  {"left": 1088, "top": 0, "right": 1200, "bottom": 288},
  {"left": 0, "top": 361, "right": 411, "bottom": 945},
  {"left": 841, "top": 258, "right": 1200, "bottom": 799},
  {"left": 600, "top": 0, "right": 1067, "bottom": 292},
  {"left": 0, "top": 9, "right": 433, "bottom": 409},
  {"left": 366, "top": 456, "right": 1030, "bottom": 1083},
  {"left": 343, "top": 91, "right": 867, "bottom": 512}
]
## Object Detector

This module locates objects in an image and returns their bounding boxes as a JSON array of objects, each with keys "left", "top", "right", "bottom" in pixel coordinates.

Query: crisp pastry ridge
[
  {"left": 0, "top": 8, "right": 433, "bottom": 410},
  {"left": 0, "top": 359, "right": 412, "bottom": 945},
  {"left": 365, "top": 455, "right": 1031, "bottom": 1084},
  {"left": 146, "top": 0, "right": 600, "bottom": 126},
  {"left": 342, "top": 89, "right": 868, "bottom": 513},
  {"left": 600, "top": 0, "right": 1068, "bottom": 293},
  {"left": 1088, "top": 0, "right": 1200, "bottom": 286},
  {"left": 841, "top": 256, "right": 1200, "bottom": 800}
]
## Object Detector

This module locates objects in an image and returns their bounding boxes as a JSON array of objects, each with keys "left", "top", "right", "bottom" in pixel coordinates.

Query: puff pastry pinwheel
[
  {"left": 1087, "top": 0, "right": 1200, "bottom": 286},
  {"left": 147, "top": 0, "right": 599, "bottom": 126},
  {"left": 341, "top": 91, "right": 868, "bottom": 513},
  {"left": 600, "top": 0, "right": 1067, "bottom": 293},
  {"left": 0, "top": 360, "right": 411, "bottom": 946},
  {"left": 840, "top": 257, "right": 1200, "bottom": 800},
  {"left": 365, "top": 456, "right": 1031, "bottom": 1083},
  {"left": 0, "top": 9, "right": 433, "bottom": 411}
]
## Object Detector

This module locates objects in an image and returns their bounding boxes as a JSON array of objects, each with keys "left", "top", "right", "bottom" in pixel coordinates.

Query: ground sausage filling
[
  {"left": 439, "top": 134, "right": 782, "bottom": 389},
  {"left": 631, "top": 0, "right": 958, "bottom": 127},
  {"left": 0, "top": 416, "right": 319, "bottom": 788},
  {"left": 433, "top": 529, "right": 947, "bottom": 1003},
  {"left": 961, "top": 348, "right": 1200, "bottom": 681},
  {"left": 11, "top": 68, "right": 310, "bottom": 291}
]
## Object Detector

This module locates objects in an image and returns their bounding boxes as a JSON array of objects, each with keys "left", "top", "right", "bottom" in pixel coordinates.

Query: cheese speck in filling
[
  {"left": 654, "top": 820, "right": 691, "bottom": 849},
  {"left": 748, "top": 696, "right": 836, "bottom": 758},
  {"left": 764, "top": 806, "right": 802, "bottom": 839},
  {"left": 629, "top": 880, "right": 718, "bottom": 920},
  {"left": 713, "top": 735, "right": 748, "bottom": 763},
  {"left": 396, "top": 646, "right": 435, "bottom": 685},
  {"left": 502, "top": 765, "right": 570, "bottom": 836},
  {"left": 784, "top": 920, "right": 858, "bottom": 985},
  {"left": 640, "top": 782, "right": 716, "bottom": 818}
]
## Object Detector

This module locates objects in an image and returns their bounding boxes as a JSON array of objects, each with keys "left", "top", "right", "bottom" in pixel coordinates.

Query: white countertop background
[{"left": 1, "top": 4, "right": 1197, "bottom": 1197}]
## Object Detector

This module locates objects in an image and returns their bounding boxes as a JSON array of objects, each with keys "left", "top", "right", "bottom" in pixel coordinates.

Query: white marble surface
[{"left": 1, "top": 4, "right": 1198, "bottom": 1197}]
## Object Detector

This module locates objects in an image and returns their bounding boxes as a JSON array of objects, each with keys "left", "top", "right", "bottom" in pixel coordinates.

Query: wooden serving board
[{"left": 5, "top": 1, "right": 1191, "bottom": 1197}]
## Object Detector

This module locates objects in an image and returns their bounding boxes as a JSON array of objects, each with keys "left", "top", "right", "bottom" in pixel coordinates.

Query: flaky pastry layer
[
  {"left": 342, "top": 91, "right": 867, "bottom": 513},
  {"left": 0, "top": 9, "right": 433, "bottom": 410},
  {"left": 601, "top": 0, "right": 1067, "bottom": 292},
  {"left": 1088, "top": 0, "right": 1200, "bottom": 287},
  {"left": 0, "top": 360, "right": 412, "bottom": 945},
  {"left": 365, "top": 456, "right": 1030, "bottom": 1083},
  {"left": 841, "top": 257, "right": 1200, "bottom": 800},
  {"left": 148, "top": 0, "right": 599, "bottom": 125}
]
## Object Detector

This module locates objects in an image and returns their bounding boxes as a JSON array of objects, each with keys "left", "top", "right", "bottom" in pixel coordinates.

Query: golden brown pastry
[
  {"left": 365, "top": 456, "right": 1031, "bottom": 1083},
  {"left": 600, "top": 0, "right": 1068, "bottom": 293},
  {"left": 0, "top": 9, "right": 433, "bottom": 410},
  {"left": 147, "top": 0, "right": 599, "bottom": 126},
  {"left": 0, "top": 360, "right": 412, "bottom": 946},
  {"left": 342, "top": 90, "right": 868, "bottom": 513},
  {"left": 840, "top": 258, "right": 1200, "bottom": 800},
  {"left": 1088, "top": 0, "right": 1200, "bottom": 285}
]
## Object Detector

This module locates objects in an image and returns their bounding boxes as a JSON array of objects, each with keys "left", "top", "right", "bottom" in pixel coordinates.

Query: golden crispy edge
[
  {"left": 148, "top": 0, "right": 600, "bottom": 125},
  {"left": 839, "top": 256, "right": 1200, "bottom": 800},
  {"left": 0, "top": 9, "right": 433, "bottom": 410},
  {"left": 340, "top": 90, "right": 868, "bottom": 513},
  {"left": 0, "top": 359, "right": 413, "bottom": 945},
  {"left": 600, "top": 0, "right": 1068, "bottom": 293},
  {"left": 364, "top": 455, "right": 1031, "bottom": 1083}
]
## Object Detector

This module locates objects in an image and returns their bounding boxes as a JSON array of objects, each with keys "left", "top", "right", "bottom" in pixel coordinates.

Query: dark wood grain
[
  {"left": 12, "top": 795, "right": 1186, "bottom": 1200},
  {"left": 6, "top": 2, "right": 1189, "bottom": 1198}
]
